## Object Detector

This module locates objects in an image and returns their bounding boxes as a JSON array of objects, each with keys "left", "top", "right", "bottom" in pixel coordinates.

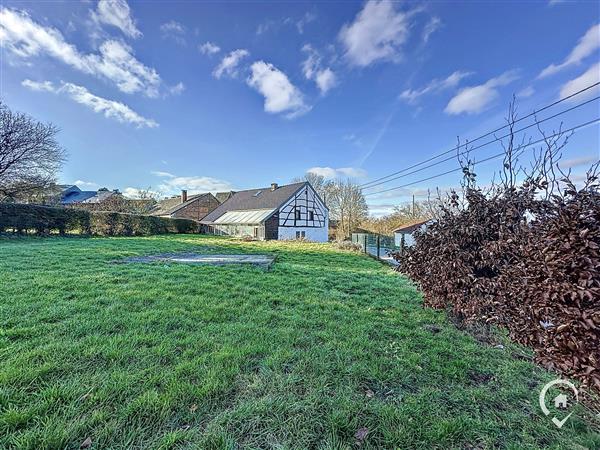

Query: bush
[
  {"left": 0, "top": 203, "right": 198, "bottom": 236},
  {"left": 393, "top": 177, "right": 600, "bottom": 391}
]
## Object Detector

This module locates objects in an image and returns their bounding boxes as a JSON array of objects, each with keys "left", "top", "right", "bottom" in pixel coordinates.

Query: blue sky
[{"left": 1, "top": 0, "right": 599, "bottom": 216}]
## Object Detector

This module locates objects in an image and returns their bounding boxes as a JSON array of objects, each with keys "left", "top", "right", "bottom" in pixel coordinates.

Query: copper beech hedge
[
  {"left": 393, "top": 178, "right": 600, "bottom": 391},
  {"left": 0, "top": 203, "right": 199, "bottom": 236}
]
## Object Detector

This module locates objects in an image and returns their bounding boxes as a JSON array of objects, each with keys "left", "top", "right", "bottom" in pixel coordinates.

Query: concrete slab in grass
[{"left": 120, "top": 252, "right": 275, "bottom": 268}]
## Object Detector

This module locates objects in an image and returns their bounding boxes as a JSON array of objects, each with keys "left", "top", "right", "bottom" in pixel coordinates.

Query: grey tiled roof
[
  {"left": 215, "top": 191, "right": 235, "bottom": 204},
  {"left": 202, "top": 182, "right": 306, "bottom": 224}
]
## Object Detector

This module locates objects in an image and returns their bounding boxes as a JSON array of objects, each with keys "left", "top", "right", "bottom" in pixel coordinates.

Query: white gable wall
[
  {"left": 277, "top": 184, "right": 329, "bottom": 242},
  {"left": 278, "top": 223, "right": 328, "bottom": 242}
]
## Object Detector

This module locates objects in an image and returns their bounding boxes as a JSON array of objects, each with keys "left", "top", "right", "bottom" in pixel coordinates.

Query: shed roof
[{"left": 393, "top": 219, "right": 432, "bottom": 234}]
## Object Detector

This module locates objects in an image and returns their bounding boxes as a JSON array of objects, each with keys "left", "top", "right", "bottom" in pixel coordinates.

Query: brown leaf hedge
[{"left": 393, "top": 177, "right": 600, "bottom": 391}]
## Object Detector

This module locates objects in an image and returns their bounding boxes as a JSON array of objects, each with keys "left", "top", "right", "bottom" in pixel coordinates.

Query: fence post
[{"left": 376, "top": 235, "right": 380, "bottom": 259}]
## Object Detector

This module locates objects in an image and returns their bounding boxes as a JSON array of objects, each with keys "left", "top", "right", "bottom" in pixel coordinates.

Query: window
[
  {"left": 253, "top": 227, "right": 259, "bottom": 238},
  {"left": 296, "top": 231, "right": 306, "bottom": 239},
  {"left": 308, "top": 211, "right": 314, "bottom": 221},
  {"left": 295, "top": 208, "right": 301, "bottom": 220}
]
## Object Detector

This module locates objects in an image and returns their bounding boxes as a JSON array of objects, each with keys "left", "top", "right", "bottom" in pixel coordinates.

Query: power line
[
  {"left": 362, "top": 95, "right": 599, "bottom": 190},
  {"left": 363, "top": 118, "right": 600, "bottom": 197},
  {"left": 360, "top": 81, "right": 600, "bottom": 188}
]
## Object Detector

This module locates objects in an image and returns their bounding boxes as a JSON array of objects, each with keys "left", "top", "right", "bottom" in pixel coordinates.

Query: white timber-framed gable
[{"left": 277, "top": 183, "right": 329, "bottom": 241}]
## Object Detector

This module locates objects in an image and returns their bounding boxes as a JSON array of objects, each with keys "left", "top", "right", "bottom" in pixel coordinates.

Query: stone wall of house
[
  {"left": 172, "top": 195, "right": 220, "bottom": 221},
  {"left": 264, "top": 213, "right": 279, "bottom": 240}
]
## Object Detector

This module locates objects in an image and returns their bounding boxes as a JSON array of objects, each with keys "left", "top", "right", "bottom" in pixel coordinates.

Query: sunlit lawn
[{"left": 0, "top": 235, "right": 597, "bottom": 449}]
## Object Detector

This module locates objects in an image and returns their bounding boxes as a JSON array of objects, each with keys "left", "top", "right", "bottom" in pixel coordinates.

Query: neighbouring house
[
  {"left": 151, "top": 190, "right": 220, "bottom": 221},
  {"left": 393, "top": 218, "right": 432, "bottom": 248},
  {"left": 60, "top": 185, "right": 120, "bottom": 205},
  {"left": 201, "top": 182, "right": 329, "bottom": 241}
]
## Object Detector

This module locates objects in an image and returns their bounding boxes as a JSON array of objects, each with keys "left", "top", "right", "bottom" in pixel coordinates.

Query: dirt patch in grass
[{"left": 118, "top": 252, "right": 276, "bottom": 268}]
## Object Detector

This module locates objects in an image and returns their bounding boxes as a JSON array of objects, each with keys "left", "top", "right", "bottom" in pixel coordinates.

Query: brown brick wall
[{"left": 172, "top": 195, "right": 220, "bottom": 221}]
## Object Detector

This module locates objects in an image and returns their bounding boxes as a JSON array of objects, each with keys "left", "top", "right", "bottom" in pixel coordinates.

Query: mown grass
[{"left": 0, "top": 235, "right": 597, "bottom": 449}]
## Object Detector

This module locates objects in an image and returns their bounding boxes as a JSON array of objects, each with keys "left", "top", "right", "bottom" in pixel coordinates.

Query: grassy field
[{"left": 0, "top": 235, "right": 597, "bottom": 449}]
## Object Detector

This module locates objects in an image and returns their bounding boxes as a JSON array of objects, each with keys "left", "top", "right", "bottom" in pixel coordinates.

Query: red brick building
[{"left": 151, "top": 190, "right": 221, "bottom": 222}]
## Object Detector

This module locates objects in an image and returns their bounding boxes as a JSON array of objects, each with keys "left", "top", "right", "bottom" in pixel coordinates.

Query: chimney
[
  {"left": 271, "top": 183, "right": 278, "bottom": 191},
  {"left": 181, "top": 189, "right": 188, "bottom": 203}
]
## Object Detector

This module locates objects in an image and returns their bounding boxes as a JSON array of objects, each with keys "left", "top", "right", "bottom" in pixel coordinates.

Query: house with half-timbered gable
[{"left": 201, "top": 182, "right": 328, "bottom": 241}]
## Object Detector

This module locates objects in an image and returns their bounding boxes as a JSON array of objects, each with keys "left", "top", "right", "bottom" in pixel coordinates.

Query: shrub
[
  {"left": 0, "top": 203, "right": 198, "bottom": 236},
  {"left": 393, "top": 177, "right": 600, "bottom": 392}
]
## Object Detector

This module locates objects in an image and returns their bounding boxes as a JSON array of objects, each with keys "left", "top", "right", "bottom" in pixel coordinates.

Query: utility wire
[
  {"left": 360, "top": 81, "right": 600, "bottom": 188},
  {"left": 363, "top": 118, "right": 600, "bottom": 197},
  {"left": 362, "top": 95, "right": 599, "bottom": 190}
]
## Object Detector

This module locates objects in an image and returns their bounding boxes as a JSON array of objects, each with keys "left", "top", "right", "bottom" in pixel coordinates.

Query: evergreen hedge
[{"left": 0, "top": 203, "right": 198, "bottom": 236}]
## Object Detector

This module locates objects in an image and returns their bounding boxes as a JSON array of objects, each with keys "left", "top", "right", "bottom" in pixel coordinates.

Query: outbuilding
[{"left": 393, "top": 219, "right": 432, "bottom": 248}]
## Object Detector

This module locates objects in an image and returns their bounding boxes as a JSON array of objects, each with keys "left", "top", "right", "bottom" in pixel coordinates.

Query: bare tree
[
  {"left": 327, "top": 179, "right": 368, "bottom": 239},
  {"left": 292, "top": 172, "right": 335, "bottom": 205},
  {"left": 0, "top": 102, "right": 66, "bottom": 201}
]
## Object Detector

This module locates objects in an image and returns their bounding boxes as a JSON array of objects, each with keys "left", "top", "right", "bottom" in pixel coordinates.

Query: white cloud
[
  {"left": 60, "top": 83, "right": 158, "bottom": 128},
  {"left": 301, "top": 44, "right": 337, "bottom": 95},
  {"left": 151, "top": 171, "right": 175, "bottom": 178},
  {"left": 315, "top": 69, "right": 337, "bottom": 95},
  {"left": 199, "top": 41, "right": 220, "bottom": 55},
  {"left": 160, "top": 20, "right": 186, "bottom": 44},
  {"left": 561, "top": 155, "right": 599, "bottom": 169},
  {"left": 517, "top": 86, "right": 535, "bottom": 98},
  {"left": 338, "top": 0, "right": 411, "bottom": 67},
  {"left": 538, "top": 23, "right": 599, "bottom": 78},
  {"left": 91, "top": 0, "right": 142, "bottom": 39},
  {"left": 399, "top": 70, "right": 472, "bottom": 104},
  {"left": 422, "top": 16, "right": 441, "bottom": 43},
  {"left": 366, "top": 203, "right": 396, "bottom": 218},
  {"left": 559, "top": 62, "right": 600, "bottom": 101},
  {"left": 169, "top": 82, "right": 185, "bottom": 95},
  {"left": 445, "top": 70, "right": 519, "bottom": 115},
  {"left": 122, "top": 187, "right": 160, "bottom": 199},
  {"left": 247, "top": 61, "right": 310, "bottom": 118},
  {"left": 213, "top": 49, "right": 249, "bottom": 79},
  {"left": 256, "top": 21, "right": 272, "bottom": 36},
  {"left": 22, "top": 79, "right": 158, "bottom": 128},
  {"left": 0, "top": 8, "right": 161, "bottom": 97},
  {"left": 256, "top": 12, "right": 316, "bottom": 36},
  {"left": 307, "top": 167, "right": 367, "bottom": 179},
  {"left": 73, "top": 180, "right": 100, "bottom": 190},
  {"left": 296, "top": 11, "right": 316, "bottom": 34},
  {"left": 21, "top": 79, "right": 55, "bottom": 92},
  {"left": 151, "top": 171, "right": 234, "bottom": 195}
]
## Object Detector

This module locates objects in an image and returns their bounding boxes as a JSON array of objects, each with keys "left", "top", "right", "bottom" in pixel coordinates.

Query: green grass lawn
[{"left": 0, "top": 235, "right": 597, "bottom": 449}]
